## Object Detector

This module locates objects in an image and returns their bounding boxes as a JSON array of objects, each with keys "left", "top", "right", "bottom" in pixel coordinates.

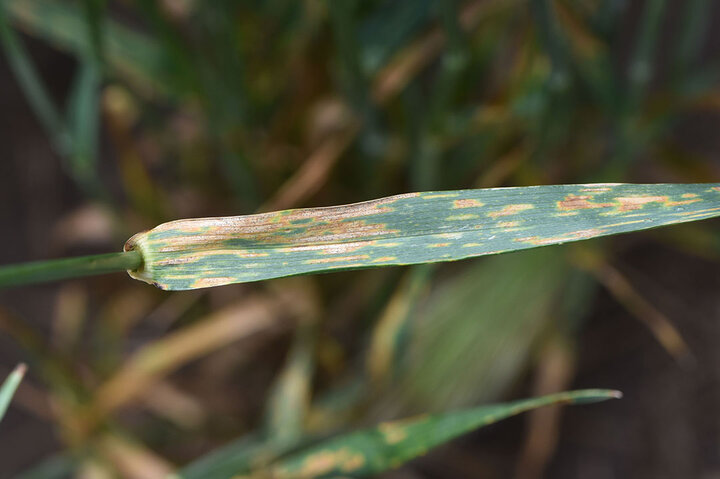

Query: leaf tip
[
  {"left": 14, "top": 363, "right": 27, "bottom": 378},
  {"left": 568, "top": 388, "right": 623, "bottom": 404}
]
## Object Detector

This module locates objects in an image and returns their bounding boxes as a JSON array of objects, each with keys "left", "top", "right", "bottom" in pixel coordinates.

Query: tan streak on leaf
[
  {"left": 305, "top": 255, "right": 369, "bottom": 264},
  {"left": 488, "top": 204, "right": 534, "bottom": 218},
  {"left": 557, "top": 195, "right": 616, "bottom": 211},
  {"left": 190, "top": 277, "right": 237, "bottom": 289},
  {"left": 275, "top": 448, "right": 366, "bottom": 478},
  {"left": 557, "top": 195, "right": 613, "bottom": 211},
  {"left": 498, "top": 221, "right": 521, "bottom": 228},
  {"left": 516, "top": 229, "right": 606, "bottom": 246},
  {"left": 453, "top": 199, "right": 485, "bottom": 209},
  {"left": 615, "top": 196, "right": 667, "bottom": 212},
  {"left": 378, "top": 422, "right": 410, "bottom": 445}
]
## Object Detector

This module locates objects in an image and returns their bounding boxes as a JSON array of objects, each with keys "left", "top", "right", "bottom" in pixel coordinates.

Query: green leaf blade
[
  {"left": 251, "top": 389, "right": 620, "bottom": 479},
  {"left": 125, "top": 183, "right": 720, "bottom": 290}
]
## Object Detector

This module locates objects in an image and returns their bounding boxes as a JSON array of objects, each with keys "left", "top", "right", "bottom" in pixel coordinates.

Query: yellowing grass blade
[{"left": 125, "top": 183, "right": 720, "bottom": 290}]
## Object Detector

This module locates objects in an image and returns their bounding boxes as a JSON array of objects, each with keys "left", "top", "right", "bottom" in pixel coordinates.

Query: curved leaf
[
  {"left": 124, "top": 183, "right": 720, "bottom": 290},
  {"left": 239, "top": 389, "right": 620, "bottom": 479}
]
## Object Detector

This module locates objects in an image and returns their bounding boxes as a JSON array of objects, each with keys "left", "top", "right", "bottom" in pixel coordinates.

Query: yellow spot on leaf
[
  {"left": 379, "top": 423, "right": 409, "bottom": 444},
  {"left": 372, "top": 256, "right": 397, "bottom": 262},
  {"left": 446, "top": 213, "right": 479, "bottom": 221},
  {"left": 375, "top": 242, "right": 401, "bottom": 248},
  {"left": 665, "top": 198, "right": 702, "bottom": 207},
  {"left": 275, "top": 448, "right": 366, "bottom": 478},
  {"left": 190, "top": 277, "right": 236, "bottom": 289},
  {"left": 515, "top": 228, "right": 606, "bottom": 246},
  {"left": 497, "top": 221, "right": 520, "bottom": 228},
  {"left": 305, "top": 255, "right": 369, "bottom": 264}
]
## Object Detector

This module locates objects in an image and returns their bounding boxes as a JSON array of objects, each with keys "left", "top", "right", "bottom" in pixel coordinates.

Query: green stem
[{"left": 0, "top": 251, "right": 142, "bottom": 288}]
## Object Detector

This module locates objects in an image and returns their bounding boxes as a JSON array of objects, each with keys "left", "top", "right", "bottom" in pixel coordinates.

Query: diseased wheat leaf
[
  {"left": 237, "top": 389, "right": 619, "bottom": 479},
  {"left": 124, "top": 183, "right": 720, "bottom": 290}
]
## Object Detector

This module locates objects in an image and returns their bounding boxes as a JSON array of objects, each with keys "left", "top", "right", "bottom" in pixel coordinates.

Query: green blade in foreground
[
  {"left": 0, "top": 363, "right": 26, "bottom": 422},
  {"left": 125, "top": 183, "right": 720, "bottom": 290},
  {"left": 238, "top": 389, "right": 620, "bottom": 479}
]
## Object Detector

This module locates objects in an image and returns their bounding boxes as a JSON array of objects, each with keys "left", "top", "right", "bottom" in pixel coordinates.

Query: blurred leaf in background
[{"left": 0, "top": 363, "right": 26, "bottom": 423}]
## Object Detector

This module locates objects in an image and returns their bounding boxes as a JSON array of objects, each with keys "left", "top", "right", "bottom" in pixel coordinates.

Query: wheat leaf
[
  {"left": 124, "top": 183, "right": 720, "bottom": 290},
  {"left": 239, "top": 389, "right": 619, "bottom": 479}
]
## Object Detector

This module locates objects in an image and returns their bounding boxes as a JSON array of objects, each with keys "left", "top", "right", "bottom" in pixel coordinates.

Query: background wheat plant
[{"left": 1, "top": 1, "right": 720, "bottom": 478}]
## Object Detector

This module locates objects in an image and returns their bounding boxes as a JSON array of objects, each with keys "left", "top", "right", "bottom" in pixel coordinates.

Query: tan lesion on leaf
[
  {"left": 602, "top": 219, "right": 647, "bottom": 228},
  {"left": 452, "top": 199, "right": 485, "bottom": 209},
  {"left": 305, "top": 255, "right": 369, "bottom": 264},
  {"left": 315, "top": 241, "right": 371, "bottom": 255},
  {"left": 190, "top": 277, "right": 236, "bottom": 289},
  {"left": 374, "top": 241, "right": 401, "bottom": 248},
  {"left": 144, "top": 195, "right": 416, "bottom": 251},
  {"left": 378, "top": 423, "right": 409, "bottom": 445},
  {"left": 558, "top": 194, "right": 701, "bottom": 214},
  {"left": 614, "top": 195, "right": 667, "bottom": 212},
  {"left": 487, "top": 204, "right": 534, "bottom": 218},
  {"left": 515, "top": 228, "right": 606, "bottom": 246},
  {"left": 664, "top": 198, "right": 702, "bottom": 207},
  {"left": 446, "top": 213, "right": 479, "bottom": 221},
  {"left": 275, "top": 448, "right": 366, "bottom": 478},
  {"left": 671, "top": 206, "right": 720, "bottom": 217},
  {"left": 556, "top": 195, "right": 613, "bottom": 211},
  {"left": 372, "top": 256, "right": 397, "bottom": 262},
  {"left": 497, "top": 221, "right": 521, "bottom": 228}
]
